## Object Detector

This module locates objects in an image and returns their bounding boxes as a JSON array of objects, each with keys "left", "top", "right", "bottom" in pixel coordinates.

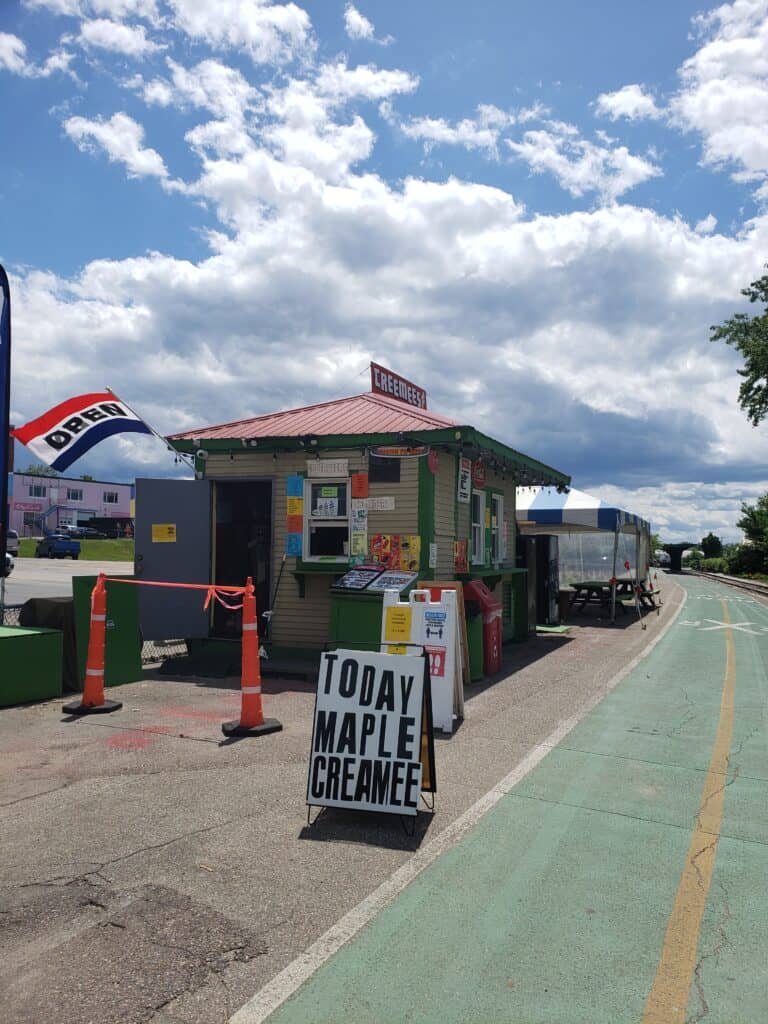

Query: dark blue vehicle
[{"left": 35, "top": 533, "right": 81, "bottom": 559}]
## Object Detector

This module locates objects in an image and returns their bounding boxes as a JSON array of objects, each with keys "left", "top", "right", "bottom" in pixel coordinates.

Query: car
[
  {"left": 35, "top": 533, "right": 81, "bottom": 559},
  {"left": 2, "top": 552, "right": 13, "bottom": 577},
  {"left": 6, "top": 529, "right": 19, "bottom": 556},
  {"left": 78, "top": 527, "right": 107, "bottom": 539}
]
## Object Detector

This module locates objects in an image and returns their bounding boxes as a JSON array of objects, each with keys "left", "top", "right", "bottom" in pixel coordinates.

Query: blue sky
[{"left": 2, "top": 0, "right": 768, "bottom": 541}]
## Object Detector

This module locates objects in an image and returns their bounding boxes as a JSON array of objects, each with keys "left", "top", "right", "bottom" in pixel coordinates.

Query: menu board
[
  {"left": 366, "top": 570, "right": 419, "bottom": 594},
  {"left": 331, "top": 566, "right": 384, "bottom": 591}
]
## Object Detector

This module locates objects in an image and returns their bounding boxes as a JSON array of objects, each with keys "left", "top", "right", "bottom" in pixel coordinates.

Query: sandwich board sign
[
  {"left": 307, "top": 649, "right": 436, "bottom": 818},
  {"left": 381, "top": 589, "right": 463, "bottom": 734}
]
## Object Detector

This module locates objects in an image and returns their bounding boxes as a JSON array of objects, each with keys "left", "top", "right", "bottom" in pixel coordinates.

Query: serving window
[{"left": 304, "top": 479, "right": 350, "bottom": 560}]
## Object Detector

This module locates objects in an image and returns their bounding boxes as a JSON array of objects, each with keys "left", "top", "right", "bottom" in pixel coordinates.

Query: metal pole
[
  {"left": 104, "top": 386, "right": 195, "bottom": 470},
  {"left": 0, "top": 265, "right": 11, "bottom": 623},
  {"left": 610, "top": 524, "right": 619, "bottom": 622}
]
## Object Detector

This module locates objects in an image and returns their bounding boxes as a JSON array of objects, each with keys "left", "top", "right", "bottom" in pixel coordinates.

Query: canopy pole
[{"left": 610, "top": 525, "right": 619, "bottom": 623}]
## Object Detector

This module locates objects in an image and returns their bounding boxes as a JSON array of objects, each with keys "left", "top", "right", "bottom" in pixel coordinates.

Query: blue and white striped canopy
[{"left": 515, "top": 487, "right": 650, "bottom": 535}]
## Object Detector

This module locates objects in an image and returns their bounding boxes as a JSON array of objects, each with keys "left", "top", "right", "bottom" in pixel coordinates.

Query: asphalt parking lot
[
  {"left": 0, "top": 576, "right": 679, "bottom": 1024},
  {"left": 3, "top": 557, "right": 133, "bottom": 606}
]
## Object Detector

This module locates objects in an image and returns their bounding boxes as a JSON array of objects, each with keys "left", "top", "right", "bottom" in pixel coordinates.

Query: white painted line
[{"left": 229, "top": 583, "right": 687, "bottom": 1024}]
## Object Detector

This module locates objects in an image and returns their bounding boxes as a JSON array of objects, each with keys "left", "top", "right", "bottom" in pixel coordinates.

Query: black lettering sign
[{"left": 307, "top": 651, "right": 431, "bottom": 818}]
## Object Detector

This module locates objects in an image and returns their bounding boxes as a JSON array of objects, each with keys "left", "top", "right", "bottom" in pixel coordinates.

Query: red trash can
[{"left": 464, "top": 580, "right": 503, "bottom": 675}]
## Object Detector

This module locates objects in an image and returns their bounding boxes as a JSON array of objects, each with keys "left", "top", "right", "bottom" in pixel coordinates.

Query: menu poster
[
  {"left": 366, "top": 571, "right": 419, "bottom": 593},
  {"left": 453, "top": 539, "right": 469, "bottom": 574},
  {"left": 399, "top": 535, "right": 421, "bottom": 571},
  {"left": 332, "top": 567, "right": 383, "bottom": 590},
  {"left": 351, "top": 473, "right": 369, "bottom": 498}
]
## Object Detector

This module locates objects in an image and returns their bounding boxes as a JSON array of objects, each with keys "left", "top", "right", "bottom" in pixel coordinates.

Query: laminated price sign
[{"left": 307, "top": 649, "right": 435, "bottom": 817}]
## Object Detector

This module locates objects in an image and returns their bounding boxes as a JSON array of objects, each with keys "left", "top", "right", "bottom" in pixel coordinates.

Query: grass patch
[{"left": 18, "top": 538, "right": 135, "bottom": 561}]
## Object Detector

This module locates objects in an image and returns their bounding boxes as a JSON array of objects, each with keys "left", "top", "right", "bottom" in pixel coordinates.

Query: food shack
[{"left": 136, "top": 365, "right": 569, "bottom": 669}]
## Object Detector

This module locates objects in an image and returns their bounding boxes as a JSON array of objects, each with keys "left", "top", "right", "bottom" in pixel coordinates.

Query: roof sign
[{"left": 370, "top": 362, "right": 427, "bottom": 410}]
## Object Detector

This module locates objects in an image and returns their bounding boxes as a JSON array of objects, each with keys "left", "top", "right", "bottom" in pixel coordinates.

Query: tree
[
  {"left": 711, "top": 270, "right": 768, "bottom": 425},
  {"left": 737, "top": 493, "right": 768, "bottom": 560},
  {"left": 80, "top": 474, "right": 94, "bottom": 481},
  {"left": 23, "top": 463, "right": 59, "bottom": 477},
  {"left": 701, "top": 532, "right": 723, "bottom": 558}
]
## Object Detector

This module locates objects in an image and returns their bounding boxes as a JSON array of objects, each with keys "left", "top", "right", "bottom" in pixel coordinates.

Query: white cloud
[
  {"left": 399, "top": 104, "right": 515, "bottom": 158},
  {"left": 23, "top": 0, "right": 161, "bottom": 19},
  {"left": 0, "top": 33, "right": 30, "bottom": 75},
  {"left": 344, "top": 4, "right": 373, "bottom": 40},
  {"left": 695, "top": 213, "right": 718, "bottom": 234},
  {"left": 507, "top": 122, "right": 662, "bottom": 201},
  {"left": 343, "top": 3, "right": 392, "bottom": 46},
  {"left": 670, "top": 0, "right": 768, "bottom": 188},
  {"left": 0, "top": 31, "right": 76, "bottom": 78},
  {"left": 167, "top": 0, "right": 313, "bottom": 65},
  {"left": 593, "top": 480, "right": 764, "bottom": 543},
  {"left": 595, "top": 83, "right": 664, "bottom": 121},
  {"left": 9, "top": 0, "right": 768, "bottom": 546},
  {"left": 314, "top": 62, "right": 418, "bottom": 103},
  {"left": 63, "top": 111, "right": 172, "bottom": 180},
  {"left": 76, "top": 18, "right": 164, "bottom": 57}
]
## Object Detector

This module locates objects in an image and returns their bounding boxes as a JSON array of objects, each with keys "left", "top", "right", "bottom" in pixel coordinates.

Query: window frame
[
  {"left": 303, "top": 477, "right": 351, "bottom": 563},
  {"left": 67, "top": 488, "right": 83, "bottom": 502},
  {"left": 490, "top": 492, "right": 504, "bottom": 564},
  {"left": 103, "top": 491, "right": 119, "bottom": 504},
  {"left": 29, "top": 484, "right": 47, "bottom": 498},
  {"left": 470, "top": 489, "right": 486, "bottom": 566}
]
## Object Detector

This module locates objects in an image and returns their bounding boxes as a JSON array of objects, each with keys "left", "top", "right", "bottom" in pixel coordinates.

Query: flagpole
[
  {"left": 104, "top": 386, "right": 195, "bottom": 470},
  {"left": 0, "top": 265, "right": 12, "bottom": 620}
]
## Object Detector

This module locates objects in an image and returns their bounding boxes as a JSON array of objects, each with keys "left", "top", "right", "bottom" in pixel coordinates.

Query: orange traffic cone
[
  {"left": 222, "top": 577, "right": 282, "bottom": 738},
  {"left": 63, "top": 574, "right": 122, "bottom": 715}
]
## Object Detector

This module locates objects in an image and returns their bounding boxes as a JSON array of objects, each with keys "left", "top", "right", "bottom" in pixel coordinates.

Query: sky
[{"left": 1, "top": 0, "right": 768, "bottom": 543}]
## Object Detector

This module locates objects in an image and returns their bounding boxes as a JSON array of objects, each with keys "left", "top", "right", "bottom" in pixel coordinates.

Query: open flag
[{"left": 12, "top": 391, "right": 153, "bottom": 472}]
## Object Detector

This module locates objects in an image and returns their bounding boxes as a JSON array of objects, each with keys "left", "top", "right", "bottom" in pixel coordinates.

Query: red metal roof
[{"left": 168, "top": 392, "right": 460, "bottom": 442}]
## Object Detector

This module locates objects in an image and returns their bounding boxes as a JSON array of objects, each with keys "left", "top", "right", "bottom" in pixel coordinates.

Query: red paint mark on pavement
[{"left": 106, "top": 730, "right": 155, "bottom": 750}]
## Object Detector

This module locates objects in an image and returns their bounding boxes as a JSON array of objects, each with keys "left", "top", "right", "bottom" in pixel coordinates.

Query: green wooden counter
[{"left": 0, "top": 626, "right": 63, "bottom": 707}]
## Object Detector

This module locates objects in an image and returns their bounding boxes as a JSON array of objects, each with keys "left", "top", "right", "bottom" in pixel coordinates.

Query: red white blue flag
[{"left": 12, "top": 391, "right": 153, "bottom": 472}]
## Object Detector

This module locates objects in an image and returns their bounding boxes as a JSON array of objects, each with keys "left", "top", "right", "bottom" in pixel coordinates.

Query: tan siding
[
  {"left": 434, "top": 452, "right": 457, "bottom": 577},
  {"left": 205, "top": 449, "right": 418, "bottom": 648},
  {"left": 368, "top": 456, "right": 418, "bottom": 535}
]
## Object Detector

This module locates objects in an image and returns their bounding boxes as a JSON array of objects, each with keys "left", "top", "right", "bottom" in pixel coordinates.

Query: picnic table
[{"left": 565, "top": 578, "right": 660, "bottom": 616}]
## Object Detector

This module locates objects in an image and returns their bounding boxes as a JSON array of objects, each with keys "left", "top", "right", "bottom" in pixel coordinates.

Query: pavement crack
[
  {"left": 0, "top": 783, "right": 72, "bottom": 808},
  {"left": 688, "top": 877, "right": 732, "bottom": 1024},
  {"left": 666, "top": 689, "right": 697, "bottom": 739}
]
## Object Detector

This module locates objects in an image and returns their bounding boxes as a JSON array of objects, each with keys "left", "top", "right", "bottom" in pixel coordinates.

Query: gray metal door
[{"left": 134, "top": 478, "right": 212, "bottom": 640}]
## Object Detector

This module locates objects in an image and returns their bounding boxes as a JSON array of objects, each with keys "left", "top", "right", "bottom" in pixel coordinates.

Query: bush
[
  {"left": 725, "top": 544, "right": 765, "bottom": 576},
  {"left": 699, "top": 557, "right": 728, "bottom": 573}
]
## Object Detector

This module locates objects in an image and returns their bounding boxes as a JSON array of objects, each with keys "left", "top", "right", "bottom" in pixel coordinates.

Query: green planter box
[
  {"left": 0, "top": 626, "right": 63, "bottom": 706},
  {"left": 72, "top": 575, "right": 143, "bottom": 689},
  {"left": 329, "top": 592, "right": 385, "bottom": 652}
]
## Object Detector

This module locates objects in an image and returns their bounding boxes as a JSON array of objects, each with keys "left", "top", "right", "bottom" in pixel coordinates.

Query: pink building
[{"left": 8, "top": 472, "right": 134, "bottom": 536}]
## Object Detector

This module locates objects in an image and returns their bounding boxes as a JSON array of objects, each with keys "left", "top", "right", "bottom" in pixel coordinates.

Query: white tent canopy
[
  {"left": 516, "top": 487, "right": 652, "bottom": 614},
  {"left": 515, "top": 486, "right": 650, "bottom": 536}
]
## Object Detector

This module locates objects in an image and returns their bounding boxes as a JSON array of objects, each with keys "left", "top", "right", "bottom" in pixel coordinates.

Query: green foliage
[
  {"left": 736, "top": 493, "right": 768, "bottom": 556},
  {"left": 726, "top": 544, "right": 765, "bottom": 576},
  {"left": 710, "top": 271, "right": 768, "bottom": 425},
  {"left": 699, "top": 557, "right": 728, "bottom": 572},
  {"left": 700, "top": 532, "right": 723, "bottom": 558},
  {"left": 23, "top": 463, "right": 59, "bottom": 477}
]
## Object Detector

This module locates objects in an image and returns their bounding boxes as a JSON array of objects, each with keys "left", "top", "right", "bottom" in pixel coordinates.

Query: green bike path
[{"left": 259, "top": 576, "right": 768, "bottom": 1024}]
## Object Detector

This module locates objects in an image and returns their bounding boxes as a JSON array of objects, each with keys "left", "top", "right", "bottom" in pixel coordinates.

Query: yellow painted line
[{"left": 642, "top": 601, "right": 736, "bottom": 1024}]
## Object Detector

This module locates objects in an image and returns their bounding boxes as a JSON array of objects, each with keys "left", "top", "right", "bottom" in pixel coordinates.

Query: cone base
[
  {"left": 222, "top": 717, "right": 283, "bottom": 738},
  {"left": 63, "top": 699, "right": 123, "bottom": 715}
]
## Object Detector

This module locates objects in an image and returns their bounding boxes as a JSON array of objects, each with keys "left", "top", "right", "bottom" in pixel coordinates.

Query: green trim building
[{"left": 166, "top": 389, "right": 569, "bottom": 657}]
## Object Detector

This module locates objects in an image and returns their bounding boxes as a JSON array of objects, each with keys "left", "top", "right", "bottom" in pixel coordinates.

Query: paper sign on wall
[
  {"left": 457, "top": 457, "right": 471, "bottom": 503},
  {"left": 307, "top": 650, "right": 431, "bottom": 816},
  {"left": 152, "top": 523, "right": 176, "bottom": 543}
]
